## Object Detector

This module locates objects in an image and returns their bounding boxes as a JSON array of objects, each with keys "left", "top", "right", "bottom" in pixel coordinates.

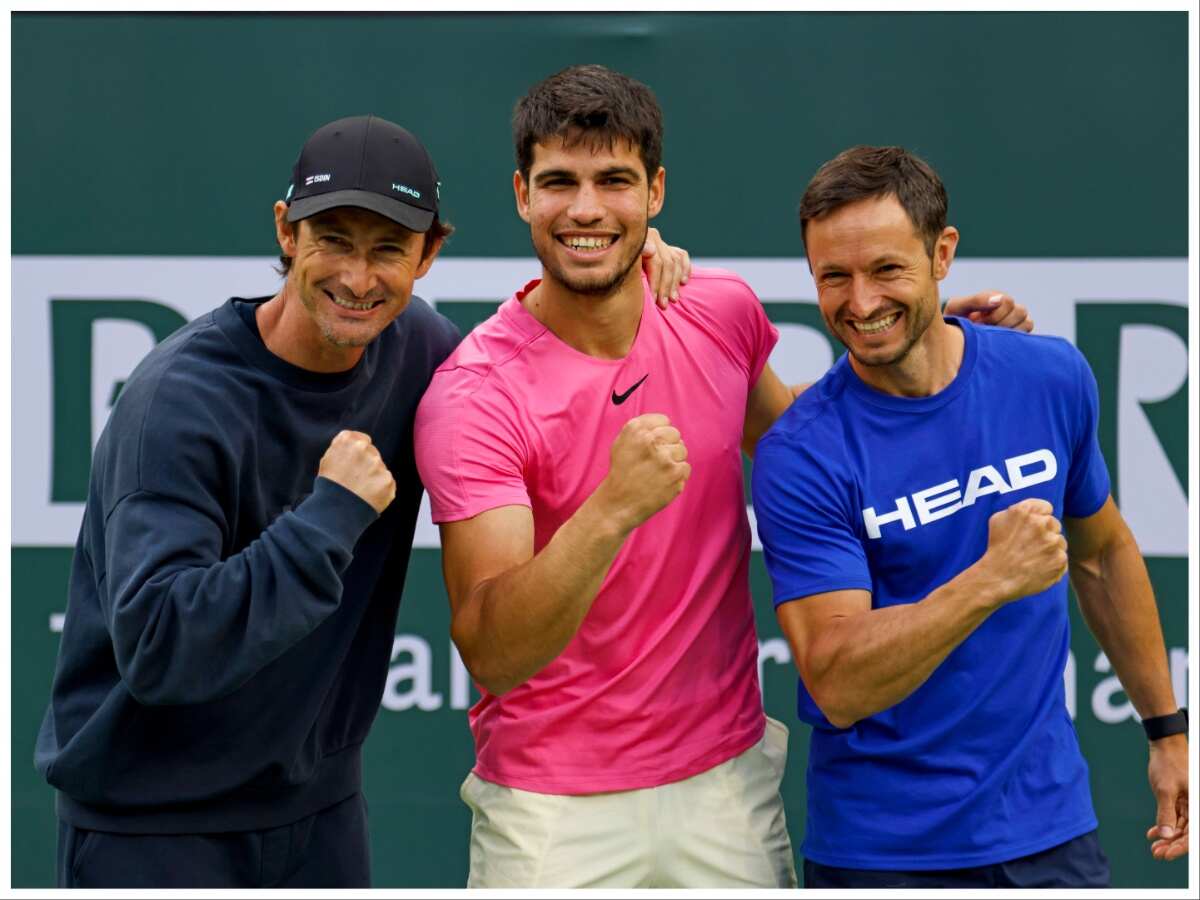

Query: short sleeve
[
  {"left": 751, "top": 433, "right": 873, "bottom": 606},
  {"left": 738, "top": 282, "right": 779, "bottom": 387},
  {"left": 683, "top": 270, "right": 779, "bottom": 385},
  {"left": 414, "top": 372, "right": 532, "bottom": 523},
  {"left": 1063, "top": 346, "right": 1112, "bottom": 519},
  {"left": 723, "top": 274, "right": 779, "bottom": 385}
]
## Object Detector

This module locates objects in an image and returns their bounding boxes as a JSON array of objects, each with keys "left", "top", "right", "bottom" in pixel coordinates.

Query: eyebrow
[
  {"left": 308, "top": 215, "right": 351, "bottom": 233},
  {"left": 532, "top": 165, "right": 641, "bottom": 185},
  {"left": 596, "top": 165, "right": 640, "bottom": 179},
  {"left": 814, "top": 261, "right": 847, "bottom": 275},
  {"left": 816, "top": 254, "right": 907, "bottom": 275},
  {"left": 309, "top": 215, "right": 411, "bottom": 242}
]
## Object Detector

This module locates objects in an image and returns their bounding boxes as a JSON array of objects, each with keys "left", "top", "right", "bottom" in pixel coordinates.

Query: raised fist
[
  {"left": 318, "top": 430, "right": 396, "bottom": 514},
  {"left": 596, "top": 413, "right": 691, "bottom": 533},
  {"left": 981, "top": 498, "right": 1068, "bottom": 603}
]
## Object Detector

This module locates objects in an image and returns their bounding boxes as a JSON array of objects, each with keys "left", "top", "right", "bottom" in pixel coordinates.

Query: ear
[
  {"left": 414, "top": 235, "right": 444, "bottom": 280},
  {"left": 647, "top": 166, "right": 666, "bottom": 219},
  {"left": 274, "top": 201, "right": 299, "bottom": 257},
  {"left": 931, "top": 225, "right": 959, "bottom": 281},
  {"left": 513, "top": 170, "right": 532, "bottom": 224}
]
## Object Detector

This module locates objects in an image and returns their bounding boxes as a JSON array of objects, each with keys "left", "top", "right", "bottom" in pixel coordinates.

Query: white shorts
[{"left": 460, "top": 717, "right": 798, "bottom": 888}]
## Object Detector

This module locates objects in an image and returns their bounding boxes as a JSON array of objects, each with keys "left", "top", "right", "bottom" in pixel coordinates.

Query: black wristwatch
[{"left": 1142, "top": 708, "right": 1188, "bottom": 741}]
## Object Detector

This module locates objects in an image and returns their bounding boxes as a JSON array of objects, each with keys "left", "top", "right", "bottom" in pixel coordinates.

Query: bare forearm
[
  {"left": 454, "top": 495, "right": 629, "bottom": 695},
  {"left": 1071, "top": 535, "right": 1177, "bottom": 717},
  {"left": 807, "top": 567, "right": 1002, "bottom": 727}
]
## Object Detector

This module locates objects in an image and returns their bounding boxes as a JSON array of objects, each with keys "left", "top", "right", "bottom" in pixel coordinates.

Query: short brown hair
[
  {"left": 798, "top": 146, "right": 948, "bottom": 257},
  {"left": 276, "top": 216, "right": 454, "bottom": 276},
  {"left": 512, "top": 64, "right": 664, "bottom": 179}
]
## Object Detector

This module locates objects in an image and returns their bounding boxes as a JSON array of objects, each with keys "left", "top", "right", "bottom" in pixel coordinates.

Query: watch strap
[{"left": 1142, "top": 707, "right": 1188, "bottom": 741}]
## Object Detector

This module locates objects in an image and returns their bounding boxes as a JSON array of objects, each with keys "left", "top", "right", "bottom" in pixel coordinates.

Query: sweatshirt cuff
[{"left": 294, "top": 477, "right": 380, "bottom": 553}]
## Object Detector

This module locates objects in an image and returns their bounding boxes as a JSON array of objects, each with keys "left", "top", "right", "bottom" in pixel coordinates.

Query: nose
[
  {"left": 845, "top": 274, "right": 881, "bottom": 319},
  {"left": 567, "top": 182, "right": 604, "bottom": 224},
  {"left": 340, "top": 253, "right": 378, "bottom": 300}
]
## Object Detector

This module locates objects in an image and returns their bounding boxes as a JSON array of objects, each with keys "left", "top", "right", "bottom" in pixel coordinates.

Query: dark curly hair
[{"left": 513, "top": 64, "right": 664, "bottom": 179}]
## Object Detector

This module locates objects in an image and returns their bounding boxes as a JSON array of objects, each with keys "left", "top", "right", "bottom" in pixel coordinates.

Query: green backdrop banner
[{"left": 8, "top": 11, "right": 1189, "bottom": 889}]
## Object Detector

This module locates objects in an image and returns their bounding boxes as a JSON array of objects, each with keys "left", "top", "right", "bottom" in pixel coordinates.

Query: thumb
[
  {"left": 641, "top": 237, "right": 656, "bottom": 258},
  {"left": 1153, "top": 791, "right": 1179, "bottom": 839},
  {"left": 960, "top": 294, "right": 1008, "bottom": 314},
  {"left": 954, "top": 291, "right": 1005, "bottom": 313}
]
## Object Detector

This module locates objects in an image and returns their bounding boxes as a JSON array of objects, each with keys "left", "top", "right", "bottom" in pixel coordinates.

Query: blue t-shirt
[{"left": 752, "top": 318, "right": 1111, "bottom": 870}]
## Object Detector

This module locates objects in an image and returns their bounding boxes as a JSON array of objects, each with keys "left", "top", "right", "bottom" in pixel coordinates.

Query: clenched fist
[
  {"left": 980, "top": 498, "right": 1068, "bottom": 604},
  {"left": 318, "top": 430, "right": 396, "bottom": 514},
  {"left": 596, "top": 413, "right": 691, "bottom": 533}
]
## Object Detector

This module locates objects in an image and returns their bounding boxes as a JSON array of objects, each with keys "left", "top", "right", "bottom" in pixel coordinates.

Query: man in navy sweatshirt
[{"left": 33, "top": 115, "right": 465, "bottom": 888}]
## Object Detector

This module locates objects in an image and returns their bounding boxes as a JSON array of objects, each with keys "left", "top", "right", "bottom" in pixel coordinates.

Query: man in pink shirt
[{"left": 415, "top": 65, "right": 1030, "bottom": 888}]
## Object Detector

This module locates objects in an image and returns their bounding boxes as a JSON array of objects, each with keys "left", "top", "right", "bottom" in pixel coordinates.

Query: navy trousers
[
  {"left": 57, "top": 791, "right": 370, "bottom": 888},
  {"left": 804, "top": 830, "right": 1111, "bottom": 889}
]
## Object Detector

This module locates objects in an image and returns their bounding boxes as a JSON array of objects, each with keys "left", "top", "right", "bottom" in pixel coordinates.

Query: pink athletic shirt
[{"left": 414, "top": 268, "right": 778, "bottom": 794}]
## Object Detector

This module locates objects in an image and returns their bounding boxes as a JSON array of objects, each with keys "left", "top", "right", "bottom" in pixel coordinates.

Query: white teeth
[
  {"left": 564, "top": 235, "right": 614, "bottom": 250},
  {"left": 332, "top": 296, "right": 377, "bottom": 311},
  {"left": 853, "top": 312, "right": 900, "bottom": 334}
]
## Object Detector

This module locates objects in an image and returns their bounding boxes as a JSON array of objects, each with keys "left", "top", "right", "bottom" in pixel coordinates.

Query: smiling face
[
  {"left": 514, "top": 135, "right": 664, "bottom": 298},
  {"left": 272, "top": 203, "right": 440, "bottom": 366},
  {"left": 806, "top": 193, "right": 958, "bottom": 371}
]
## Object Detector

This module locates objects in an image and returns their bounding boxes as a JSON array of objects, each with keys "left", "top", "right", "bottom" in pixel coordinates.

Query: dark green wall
[
  {"left": 11, "top": 12, "right": 1186, "bottom": 258},
  {"left": 9, "top": 11, "right": 1188, "bottom": 889}
]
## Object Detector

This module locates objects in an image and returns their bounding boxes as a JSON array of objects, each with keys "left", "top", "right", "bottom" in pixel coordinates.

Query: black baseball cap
[{"left": 285, "top": 115, "right": 440, "bottom": 232}]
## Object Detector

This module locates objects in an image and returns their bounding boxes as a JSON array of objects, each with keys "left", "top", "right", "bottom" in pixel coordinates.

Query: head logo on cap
[{"left": 284, "top": 115, "right": 440, "bottom": 233}]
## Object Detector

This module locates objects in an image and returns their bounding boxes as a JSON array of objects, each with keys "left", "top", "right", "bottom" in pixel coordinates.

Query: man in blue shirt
[{"left": 752, "top": 145, "right": 1188, "bottom": 888}]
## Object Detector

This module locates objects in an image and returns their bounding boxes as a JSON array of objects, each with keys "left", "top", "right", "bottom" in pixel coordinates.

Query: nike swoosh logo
[{"left": 611, "top": 374, "right": 649, "bottom": 405}]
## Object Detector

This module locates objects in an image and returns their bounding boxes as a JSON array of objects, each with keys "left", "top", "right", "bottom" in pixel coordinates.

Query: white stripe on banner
[{"left": 11, "top": 257, "right": 1188, "bottom": 554}]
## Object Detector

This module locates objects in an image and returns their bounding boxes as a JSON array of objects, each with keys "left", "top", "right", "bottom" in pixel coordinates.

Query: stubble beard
[
  {"left": 319, "top": 321, "right": 375, "bottom": 348},
  {"left": 537, "top": 222, "right": 647, "bottom": 299},
  {"left": 300, "top": 285, "right": 386, "bottom": 349},
  {"left": 837, "top": 292, "right": 938, "bottom": 369}
]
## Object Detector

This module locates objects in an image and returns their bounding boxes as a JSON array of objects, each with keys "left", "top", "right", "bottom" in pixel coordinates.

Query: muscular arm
[
  {"left": 1066, "top": 496, "right": 1188, "bottom": 860},
  {"left": 440, "top": 414, "right": 689, "bottom": 696},
  {"left": 776, "top": 570, "right": 1003, "bottom": 729},
  {"left": 1066, "top": 497, "right": 1176, "bottom": 715},
  {"left": 774, "top": 498, "right": 1067, "bottom": 728},
  {"left": 742, "top": 363, "right": 795, "bottom": 457},
  {"left": 440, "top": 499, "right": 629, "bottom": 697}
]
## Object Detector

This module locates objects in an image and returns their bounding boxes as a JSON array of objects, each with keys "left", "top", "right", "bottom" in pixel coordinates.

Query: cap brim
[{"left": 287, "top": 189, "right": 435, "bottom": 233}]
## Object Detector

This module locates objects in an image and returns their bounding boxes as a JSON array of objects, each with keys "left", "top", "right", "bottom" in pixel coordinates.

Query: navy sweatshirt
[{"left": 35, "top": 295, "right": 460, "bottom": 832}]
